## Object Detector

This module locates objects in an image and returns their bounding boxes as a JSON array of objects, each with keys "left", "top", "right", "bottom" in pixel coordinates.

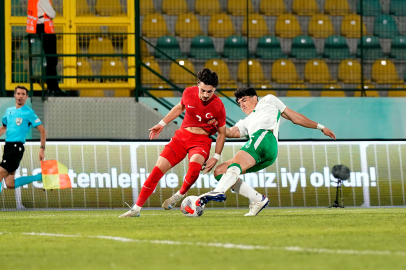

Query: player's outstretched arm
[
  {"left": 36, "top": 124, "right": 46, "bottom": 161},
  {"left": 281, "top": 107, "right": 336, "bottom": 140},
  {"left": 149, "top": 102, "right": 185, "bottom": 140},
  {"left": 202, "top": 125, "right": 226, "bottom": 174},
  {"left": 0, "top": 126, "right": 6, "bottom": 137}
]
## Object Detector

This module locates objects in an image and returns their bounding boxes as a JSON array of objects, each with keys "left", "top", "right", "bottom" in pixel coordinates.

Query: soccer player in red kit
[{"left": 120, "top": 68, "right": 226, "bottom": 217}]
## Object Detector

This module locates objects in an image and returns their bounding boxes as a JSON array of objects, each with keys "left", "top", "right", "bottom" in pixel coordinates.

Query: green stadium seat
[
  {"left": 373, "top": 15, "right": 399, "bottom": 39},
  {"left": 390, "top": 0, "right": 406, "bottom": 16},
  {"left": 390, "top": 36, "right": 406, "bottom": 60},
  {"left": 19, "top": 36, "right": 43, "bottom": 59},
  {"left": 255, "top": 35, "right": 287, "bottom": 59},
  {"left": 223, "top": 35, "right": 248, "bottom": 60},
  {"left": 189, "top": 36, "right": 219, "bottom": 59},
  {"left": 154, "top": 36, "right": 183, "bottom": 59},
  {"left": 356, "top": 0, "right": 383, "bottom": 16},
  {"left": 291, "top": 35, "right": 319, "bottom": 60},
  {"left": 356, "top": 36, "right": 385, "bottom": 60},
  {"left": 323, "top": 35, "right": 353, "bottom": 60}
]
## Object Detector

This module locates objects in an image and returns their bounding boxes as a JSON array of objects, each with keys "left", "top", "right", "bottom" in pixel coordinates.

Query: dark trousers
[{"left": 36, "top": 24, "right": 59, "bottom": 90}]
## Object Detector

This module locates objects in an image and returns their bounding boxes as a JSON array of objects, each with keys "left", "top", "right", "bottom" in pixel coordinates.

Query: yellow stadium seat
[
  {"left": 275, "top": 14, "right": 302, "bottom": 38},
  {"left": 289, "top": 84, "right": 307, "bottom": 89},
  {"left": 271, "top": 59, "right": 303, "bottom": 83},
  {"left": 286, "top": 90, "right": 312, "bottom": 97},
  {"left": 142, "top": 13, "right": 169, "bottom": 38},
  {"left": 292, "top": 0, "right": 319, "bottom": 16},
  {"left": 77, "top": 58, "right": 93, "bottom": 83},
  {"left": 175, "top": 13, "right": 203, "bottom": 38},
  {"left": 76, "top": 0, "right": 93, "bottom": 16},
  {"left": 320, "top": 84, "right": 345, "bottom": 97},
  {"left": 238, "top": 59, "right": 268, "bottom": 84},
  {"left": 338, "top": 59, "right": 370, "bottom": 84},
  {"left": 150, "top": 84, "right": 175, "bottom": 97},
  {"left": 228, "top": 0, "right": 254, "bottom": 16},
  {"left": 391, "top": 84, "right": 406, "bottom": 89},
  {"left": 57, "top": 39, "right": 63, "bottom": 55},
  {"left": 76, "top": 26, "right": 102, "bottom": 36},
  {"left": 169, "top": 59, "right": 196, "bottom": 84},
  {"left": 141, "top": 0, "right": 156, "bottom": 15},
  {"left": 255, "top": 83, "right": 277, "bottom": 97},
  {"left": 123, "top": 39, "right": 150, "bottom": 58},
  {"left": 217, "top": 83, "right": 237, "bottom": 97},
  {"left": 195, "top": 0, "right": 221, "bottom": 15},
  {"left": 388, "top": 89, "right": 406, "bottom": 97},
  {"left": 372, "top": 59, "right": 403, "bottom": 84},
  {"left": 80, "top": 90, "right": 105, "bottom": 97},
  {"left": 114, "top": 90, "right": 132, "bottom": 97},
  {"left": 242, "top": 14, "right": 269, "bottom": 38},
  {"left": 324, "top": 0, "right": 351, "bottom": 16},
  {"left": 341, "top": 14, "right": 368, "bottom": 38},
  {"left": 208, "top": 13, "right": 235, "bottom": 38},
  {"left": 95, "top": 0, "right": 125, "bottom": 16},
  {"left": 204, "top": 59, "right": 235, "bottom": 84},
  {"left": 260, "top": 0, "right": 286, "bottom": 16},
  {"left": 88, "top": 37, "right": 115, "bottom": 60},
  {"left": 308, "top": 14, "right": 335, "bottom": 38},
  {"left": 162, "top": 0, "right": 188, "bottom": 15},
  {"left": 354, "top": 85, "right": 379, "bottom": 97},
  {"left": 305, "top": 59, "right": 336, "bottom": 84},
  {"left": 100, "top": 59, "right": 127, "bottom": 82},
  {"left": 142, "top": 59, "right": 164, "bottom": 84}
]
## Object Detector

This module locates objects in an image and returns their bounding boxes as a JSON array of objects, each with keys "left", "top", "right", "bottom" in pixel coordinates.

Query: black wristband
[{"left": 40, "top": 146, "right": 45, "bottom": 150}]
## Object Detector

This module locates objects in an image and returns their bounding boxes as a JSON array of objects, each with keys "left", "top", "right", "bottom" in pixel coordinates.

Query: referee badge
[{"left": 16, "top": 117, "right": 22, "bottom": 126}]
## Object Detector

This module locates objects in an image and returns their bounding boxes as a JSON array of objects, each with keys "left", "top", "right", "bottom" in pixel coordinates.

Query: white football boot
[
  {"left": 119, "top": 203, "right": 140, "bottom": 217},
  {"left": 244, "top": 195, "right": 269, "bottom": 216},
  {"left": 162, "top": 192, "right": 185, "bottom": 210}
]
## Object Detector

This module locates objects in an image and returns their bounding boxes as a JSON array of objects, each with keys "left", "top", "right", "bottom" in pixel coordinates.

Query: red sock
[
  {"left": 179, "top": 162, "right": 202, "bottom": 195},
  {"left": 136, "top": 166, "right": 164, "bottom": 207}
]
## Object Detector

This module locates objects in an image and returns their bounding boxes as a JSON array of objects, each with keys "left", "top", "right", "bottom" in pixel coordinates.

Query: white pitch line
[{"left": 11, "top": 232, "right": 406, "bottom": 256}]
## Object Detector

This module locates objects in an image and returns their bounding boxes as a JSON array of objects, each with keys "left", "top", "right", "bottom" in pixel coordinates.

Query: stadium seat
[
  {"left": 154, "top": 36, "right": 183, "bottom": 59},
  {"left": 76, "top": 58, "right": 93, "bottom": 83},
  {"left": 142, "top": 13, "right": 169, "bottom": 38},
  {"left": 275, "top": 14, "right": 302, "bottom": 38},
  {"left": 169, "top": 59, "right": 196, "bottom": 84},
  {"left": 305, "top": 59, "right": 336, "bottom": 84},
  {"left": 175, "top": 13, "right": 203, "bottom": 38},
  {"left": 208, "top": 13, "right": 235, "bottom": 38},
  {"left": 114, "top": 90, "right": 132, "bottom": 97},
  {"left": 354, "top": 85, "right": 379, "bottom": 97},
  {"left": 12, "top": 60, "right": 28, "bottom": 83},
  {"left": 107, "top": 25, "right": 128, "bottom": 40},
  {"left": 140, "top": 0, "right": 156, "bottom": 15},
  {"left": 150, "top": 84, "right": 175, "bottom": 97},
  {"left": 142, "top": 59, "right": 164, "bottom": 84},
  {"left": 271, "top": 59, "right": 303, "bottom": 83},
  {"left": 372, "top": 59, "right": 403, "bottom": 84},
  {"left": 11, "top": 0, "right": 26, "bottom": 16},
  {"left": 308, "top": 14, "right": 335, "bottom": 38},
  {"left": 255, "top": 35, "right": 287, "bottom": 59},
  {"left": 217, "top": 83, "right": 237, "bottom": 97},
  {"left": 390, "top": 0, "right": 406, "bottom": 16},
  {"left": 80, "top": 90, "right": 105, "bottom": 97},
  {"left": 341, "top": 14, "right": 368, "bottom": 38},
  {"left": 291, "top": 35, "right": 319, "bottom": 60},
  {"left": 390, "top": 36, "right": 406, "bottom": 60},
  {"left": 255, "top": 83, "right": 277, "bottom": 97},
  {"left": 321, "top": 84, "right": 345, "bottom": 97},
  {"left": 88, "top": 37, "right": 115, "bottom": 60},
  {"left": 162, "top": 0, "right": 188, "bottom": 15},
  {"left": 100, "top": 59, "right": 127, "bottom": 82},
  {"left": 189, "top": 36, "right": 218, "bottom": 59},
  {"left": 204, "top": 59, "right": 235, "bottom": 83},
  {"left": 19, "top": 36, "right": 42, "bottom": 59},
  {"left": 223, "top": 35, "right": 247, "bottom": 60},
  {"left": 323, "top": 35, "right": 353, "bottom": 60},
  {"left": 356, "top": 36, "right": 384, "bottom": 60},
  {"left": 76, "top": 0, "right": 93, "bottom": 16},
  {"left": 357, "top": 0, "right": 383, "bottom": 16},
  {"left": 95, "top": 0, "right": 125, "bottom": 16},
  {"left": 388, "top": 85, "right": 406, "bottom": 97},
  {"left": 373, "top": 15, "right": 399, "bottom": 39},
  {"left": 338, "top": 59, "right": 370, "bottom": 84},
  {"left": 238, "top": 59, "right": 268, "bottom": 84},
  {"left": 286, "top": 89, "right": 312, "bottom": 97},
  {"left": 242, "top": 14, "right": 269, "bottom": 38},
  {"left": 324, "top": 0, "right": 351, "bottom": 16},
  {"left": 123, "top": 39, "right": 150, "bottom": 58},
  {"left": 76, "top": 26, "right": 102, "bottom": 40},
  {"left": 292, "top": 0, "right": 319, "bottom": 16},
  {"left": 259, "top": 0, "right": 286, "bottom": 16},
  {"left": 195, "top": 0, "right": 221, "bottom": 15},
  {"left": 228, "top": 0, "right": 254, "bottom": 16}
]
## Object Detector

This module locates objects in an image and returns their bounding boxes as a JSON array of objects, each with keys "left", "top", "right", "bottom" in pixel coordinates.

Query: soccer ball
[{"left": 180, "top": 195, "right": 205, "bottom": 217}]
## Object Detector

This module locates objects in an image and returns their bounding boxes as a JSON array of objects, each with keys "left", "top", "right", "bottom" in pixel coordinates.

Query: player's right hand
[{"left": 149, "top": 124, "right": 164, "bottom": 140}]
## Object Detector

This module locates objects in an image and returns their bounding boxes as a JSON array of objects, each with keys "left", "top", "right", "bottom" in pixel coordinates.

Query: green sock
[
  {"left": 14, "top": 174, "right": 43, "bottom": 188},
  {"left": 214, "top": 174, "right": 223, "bottom": 181}
]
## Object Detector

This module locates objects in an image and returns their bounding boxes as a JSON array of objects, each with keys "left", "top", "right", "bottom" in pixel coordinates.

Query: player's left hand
[
  {"left": 149, "top": 124, "right": 165, "bottom": 140},
  {"left": 202, "top": 157, "right": 218, "bottom": 174},
  {"left": 39, "top": 148, "right": 45, "bottom": 161},
  {"left": 322, "top": 127, "right": 336, "bottom": 140}
]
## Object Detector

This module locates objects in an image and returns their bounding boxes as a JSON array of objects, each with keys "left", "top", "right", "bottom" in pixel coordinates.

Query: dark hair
[
  {"left": 14, "top": 85, "right": 29, "bottom": 95},
  {"left": 234, "top": 87, "right": 257, "bottom": 103},
  {"left": 197, "top": 68, "right": 219, "bottom": 88}
]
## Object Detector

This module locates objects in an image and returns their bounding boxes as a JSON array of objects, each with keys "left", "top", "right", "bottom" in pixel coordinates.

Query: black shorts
[{"left": 0, "top": 142, "right": 25, "bottom": 173}]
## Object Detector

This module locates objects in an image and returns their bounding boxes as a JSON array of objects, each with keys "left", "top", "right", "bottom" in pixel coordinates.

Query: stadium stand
[
  {"left": 237, "top": 59, "right": 268, "bottom": 84},
  {"left": 338, "top": 59, "right": 370, "bottom": 84},
  {"left": 271, "top": 59, "right": 303, "bottom": 84},
  {"left": 142, "top": 13, "right": 169, "bottom": 38},
  {"left": 88, "top": 37, "right": 115, "bottom": 60},
  {"left": 371, "top": 59, "right": 403, "bottom": 84},
  {"left": 341, "top": 13, "right": 368, "bottom": 38},
  {"left": 142, "top": 59, "right": 164, "bottom": 84},
  {"left": 373, "top": 15, "right": 399, "bottom": 39},
  {"left": 169, "top": 59, "right": 196, "bottom": 84},
  {"left": 195, "top": 0, "right": 221, "bottom": 15},
  {"left": 100, "top": 59, "right": 127, "bottom": 82},
  {"left": 204, "top": 59, "right": 235, "bottom": 84},
  {"left": 189, "top": 36, "right": 219, "bottom": 59},
  {"left": 390, "top": 0, "right": 406, "bottom": 16},
  {"left": 320, "top": 84, "right": 346, "bottom": 97},
  {"left": 304, "top": 59, "right": 336, "bottom": 84},
  {"left": 154, "top": 36, "right": 183, "bottom": 59},
  {"left": 140, "top": 0, "right": 156, "bottom": 15},
  {"left": 255, "top": 35, "right": 287, "bottom": 59},
  {"left": 324, "top": 0, "right": 351, "bottom": 16},
  {"left": 223, "top": 35, "right": 248, "bottom": 59},
  {"left": 356, "top": 0, "right": 383, "bottom": 16},
  {"left": 208, "top": 13, "right": 235, "bottom": 37},
  {"left": 390, "top": 36, "right": 406, "bottom": 60},
  {"left": 228, "top": 0, "right": 254, "bottom": 16},
  {"left": 95, "top": 0, "right": 125, "bottom": 16},
  {"left": 242, "top": 14, "right": 269, "bottom": 38},
  {"left": 356, "top": 36, "right": 385, "bottom": 60},
  {"left": 308, "top": 14, "right": 335, "bottom": 38},
  {"left": 259, "top": 0, "right": 286, "bottom": 16},
  {"left": 291, "top": 35, "right": 319, "bottom": 60},
  {"left": 275, "top": 14, "right": 302, "bottom": 38},
  {"left": 175, "top": 13, "right": 203, "bottom": 37},
  {"left": 162, "top": 0, "right": 189, "bottom": 15},
  {"left": 323, "top": 35, "right": 353, "bottom": 60},
  {"left": 292, "top": 0, "right": 319, "bottom": 16}
]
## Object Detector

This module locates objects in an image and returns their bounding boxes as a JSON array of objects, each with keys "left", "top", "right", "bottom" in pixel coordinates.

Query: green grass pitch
[{"left": 1, "top": 208, "right": 406, "bottom": 270}]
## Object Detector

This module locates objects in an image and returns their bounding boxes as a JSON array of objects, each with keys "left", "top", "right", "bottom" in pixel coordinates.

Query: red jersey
[{"left": 180, "top": 86, "right": 226, "bottom": 135}]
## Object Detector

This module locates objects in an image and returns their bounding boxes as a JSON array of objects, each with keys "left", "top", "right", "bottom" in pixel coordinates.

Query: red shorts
[{"left": 160, "top": 128, "right": 212, "bottom": 167}]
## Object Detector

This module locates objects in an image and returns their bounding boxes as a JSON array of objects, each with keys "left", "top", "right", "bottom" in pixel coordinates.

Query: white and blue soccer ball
[{"left": 180, "top": 195, "right": 205, "bottom": 217}]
